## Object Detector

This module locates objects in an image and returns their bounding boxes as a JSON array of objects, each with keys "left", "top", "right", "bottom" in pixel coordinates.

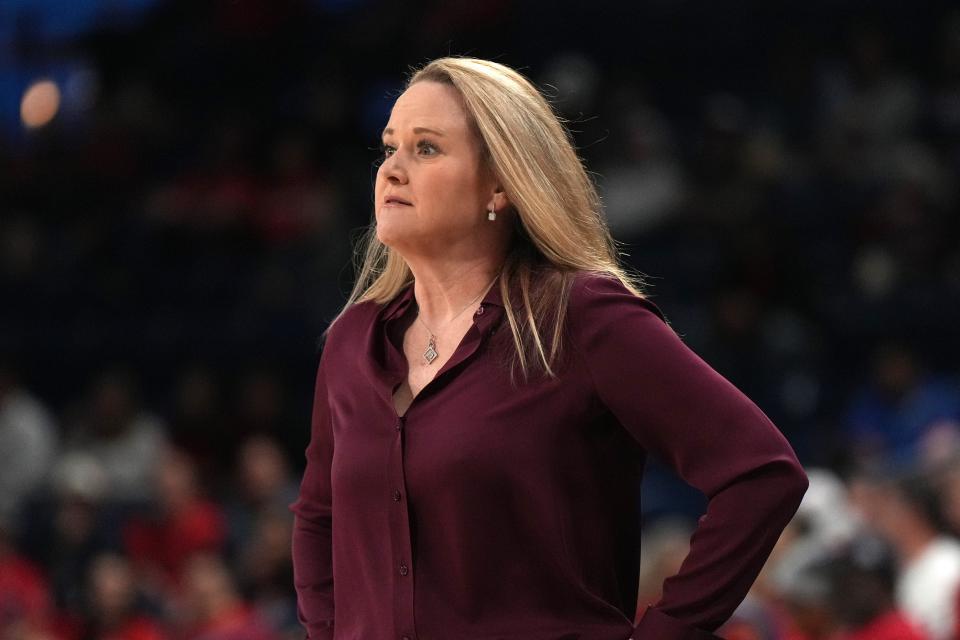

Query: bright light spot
[{"left": 21, "top": 79, "right": 61, "bottom": 129}]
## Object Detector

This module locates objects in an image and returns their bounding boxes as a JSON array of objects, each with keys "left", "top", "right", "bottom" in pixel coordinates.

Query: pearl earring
[{"left": 487, "top": 207, "right": 497, "bottom": 221}]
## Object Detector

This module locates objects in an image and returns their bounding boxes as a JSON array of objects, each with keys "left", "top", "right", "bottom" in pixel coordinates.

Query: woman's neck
[{"left": 407, "top": 260, "right": 502, "bottom": 326}]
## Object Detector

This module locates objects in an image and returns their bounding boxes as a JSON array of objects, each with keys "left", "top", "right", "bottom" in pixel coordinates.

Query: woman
[{"left": 290, "top": 57, "right": 808, "bottom": 640}]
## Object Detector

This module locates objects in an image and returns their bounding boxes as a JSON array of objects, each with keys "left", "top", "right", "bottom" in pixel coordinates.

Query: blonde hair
[{"left": 327, "top": 56, "right": 652, "bottom": 383}]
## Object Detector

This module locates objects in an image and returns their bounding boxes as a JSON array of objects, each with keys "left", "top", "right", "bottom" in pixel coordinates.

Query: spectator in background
[
  {"left": 938, "top": 453, "right": 960, "bottom": 538},
  {"left": 235, "top": 508, "right": 296, "bottom": 639},
  {"left": 253, "top": 129, "right": 338, "bottom": 247},
  {"left": 178, "top": 553, "right": 277, "bottom": 640},
  {"left": 223, "top": 437, "right": 298, "bottom": 638},
  {"left": 843, "top": 340, "right": 960, "bottom": 468},
  {"left": 827, "top": 536, "right": 925, "bottom": 640},
  {"left": 773, "top": 549, "right": 836, "bottom": 640},
  {"left": 141, "top": 119, "right": 259, "bottom": 236},
  {"left": 220, "top": 435, "right": 302, "bottom": 639},
  {"left": 869, "top": 470, "right": 960, "bottom": 640},
  {"left": 929, "top": 455, "right": 960, "bottom": 640},
  {"left": 231, "top": 369, "right": 289, "bottom": 446},
  {"left": 168, "top": 365, "right": 228, "bottom": 482},
  {"left": 225, "top": 435, "right": 297, "bottom": 559},
  {"left": 719, "top": 596, "right": 780, "bottom": 640},
  {"left": 728, "top": 523, "right": 804, "bottom": 640},
  {"left": 596, "top": 98, "right": 685, "bottom": 241},
  {"left": 738, "top": 469, "right": 863, "bottom": 640},
  {"left": 788, "top": 468, "right": 863, "bottom": 555},
  {"left": 0, "top": 517, "right": 53, "bottom": 640},
  {"left": 63, "top": 368, "right": 170, "bottom": 505},
  {"left": 24, "top": 452, "right": 115, "bottom": 618},
  {"left": 816, "top": 19, "right": 922, "bottom": 186},
  {"left": 0, "top": 361, "right": 57, "bottom": 526},
  {"left": 123, "top": 449, "right": 226, "bottom": 599},
  {"left": 56, "top": 553, "right": 168, "bottom": 640}
]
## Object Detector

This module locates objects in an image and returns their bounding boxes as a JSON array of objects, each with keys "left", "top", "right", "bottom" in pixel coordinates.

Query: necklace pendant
[{"left": 423, "top": 336, "right": 439, "bottom": 364}]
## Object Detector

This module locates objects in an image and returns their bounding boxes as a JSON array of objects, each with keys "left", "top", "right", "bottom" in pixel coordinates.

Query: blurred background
[{"left": 2, "top": 0, "right": 960, "bottom": 639}]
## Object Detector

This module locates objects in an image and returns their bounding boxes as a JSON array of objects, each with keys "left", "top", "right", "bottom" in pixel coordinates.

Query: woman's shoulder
[
  {"left": 567, "top": 269, "right": 668, "bottom": 324},
  {"left": 320, "top": 298, "right": 383, "bottom": 349}
]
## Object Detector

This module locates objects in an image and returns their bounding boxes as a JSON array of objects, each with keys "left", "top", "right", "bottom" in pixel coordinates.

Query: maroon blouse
[{"left": 290, "top": 270, "right": 808, "bottom": 640}]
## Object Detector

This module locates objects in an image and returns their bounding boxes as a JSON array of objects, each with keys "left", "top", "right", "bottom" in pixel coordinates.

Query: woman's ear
[{"left": 490, "top": 186, "right": 510, "bottom": 213}]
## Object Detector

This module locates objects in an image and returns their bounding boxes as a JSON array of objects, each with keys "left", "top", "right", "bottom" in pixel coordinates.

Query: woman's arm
[
  {"left": 290, "top": 352, "right": 335, "bottom": 640},
  {"left": 569, "top": 274, "right": 809, "bottom": 640}
]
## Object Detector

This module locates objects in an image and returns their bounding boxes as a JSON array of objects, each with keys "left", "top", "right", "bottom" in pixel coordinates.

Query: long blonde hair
[{"left": 327, "top": 56, "right": 652, "bottom": 383}]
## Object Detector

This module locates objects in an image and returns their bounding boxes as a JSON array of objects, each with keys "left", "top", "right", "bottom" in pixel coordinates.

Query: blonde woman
[{"left": 290, "top": 57, "right": 808, "bottom": 640}]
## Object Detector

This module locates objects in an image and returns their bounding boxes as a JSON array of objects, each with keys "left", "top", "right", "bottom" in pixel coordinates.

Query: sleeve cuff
[{"left": 633, "top": 606, "right": 723, "bottom": 640}]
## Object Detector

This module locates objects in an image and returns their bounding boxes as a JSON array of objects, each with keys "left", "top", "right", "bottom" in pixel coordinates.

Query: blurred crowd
[
  {"left": 2, "top": 0, "right": 960, "bottom": 639},
  {"left": 0, "top": 363, "right": 300, "bottom": 640}
]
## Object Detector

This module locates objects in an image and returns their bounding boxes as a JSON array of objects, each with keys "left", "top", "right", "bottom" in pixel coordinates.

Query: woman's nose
[{"left": 381, "top": 153, "right": 408, "bottom": 184}]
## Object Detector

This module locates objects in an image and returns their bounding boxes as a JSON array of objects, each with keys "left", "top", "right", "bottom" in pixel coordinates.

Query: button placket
[{"left": 389, "top": 410, "right": 416, "bottom": 638}]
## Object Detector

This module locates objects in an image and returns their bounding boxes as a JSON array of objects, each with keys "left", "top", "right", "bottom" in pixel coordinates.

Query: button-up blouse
[{"left": 290, "top": 270, "right": 809, "bottom": 640}]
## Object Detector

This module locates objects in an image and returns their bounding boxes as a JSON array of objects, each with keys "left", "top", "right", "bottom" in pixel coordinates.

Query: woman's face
[{"left": 375, "top": 81, "right": 497, "bottom": 256}]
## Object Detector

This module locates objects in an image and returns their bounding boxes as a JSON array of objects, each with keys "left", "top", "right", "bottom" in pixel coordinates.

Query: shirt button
[
  {"left": 399, "top": 562, "right": 408, "bottom": 576},
  {"left": 393, "top": 490, "right": 402, "bottom": 502},
  {"left": 475, "top": 305, "right": 484, "bottom": 315},
  {"left": 402, "top": 636, "right": 411, "bottom": 640}
]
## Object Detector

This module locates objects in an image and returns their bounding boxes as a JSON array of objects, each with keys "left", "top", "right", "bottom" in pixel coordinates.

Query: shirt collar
[{"left": 381, "top": 278, "right": 505, "bottom": 323}]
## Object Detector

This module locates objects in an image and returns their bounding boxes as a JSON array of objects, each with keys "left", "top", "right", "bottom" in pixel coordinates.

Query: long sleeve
[
  {"left": 569, "top": 275, "right": 809, "bottom": 639},
  {"left": 290, "top": 352, "right": 335, "bottom": 640}
]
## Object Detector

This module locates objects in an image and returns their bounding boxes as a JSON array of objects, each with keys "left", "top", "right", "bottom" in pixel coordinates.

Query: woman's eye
[{"left": 379, "top": 140, "right": 438, "bottom": 159}]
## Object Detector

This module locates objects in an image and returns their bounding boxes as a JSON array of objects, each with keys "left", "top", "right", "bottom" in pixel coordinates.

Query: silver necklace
[{"left": 416, "top": 274, "right": 500, "bottom": 365}]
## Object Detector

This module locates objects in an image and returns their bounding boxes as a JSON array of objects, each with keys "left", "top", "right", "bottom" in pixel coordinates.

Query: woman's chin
[{"left": 375, "top": 223, "right": 413, "bottom": 249}]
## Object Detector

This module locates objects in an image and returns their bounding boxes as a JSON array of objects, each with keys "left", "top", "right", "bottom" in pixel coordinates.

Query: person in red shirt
[
  {"left": 829, "top": 537, "right": 926, "bottom": 640},
  {"left": 178, "top": 553, "right": 277, "bottom": 640},
  {"left": 291, "top": 56, "right": 809, "bottom": 640},
  {"left": 123, "top": 449, "right": 226, "bottom": 594},
  {"left": 0, "top": 521, "right": 53, "bottom": 638},
  {"left": 55, "top": 553, "right": 169, "bottom": 640}
]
